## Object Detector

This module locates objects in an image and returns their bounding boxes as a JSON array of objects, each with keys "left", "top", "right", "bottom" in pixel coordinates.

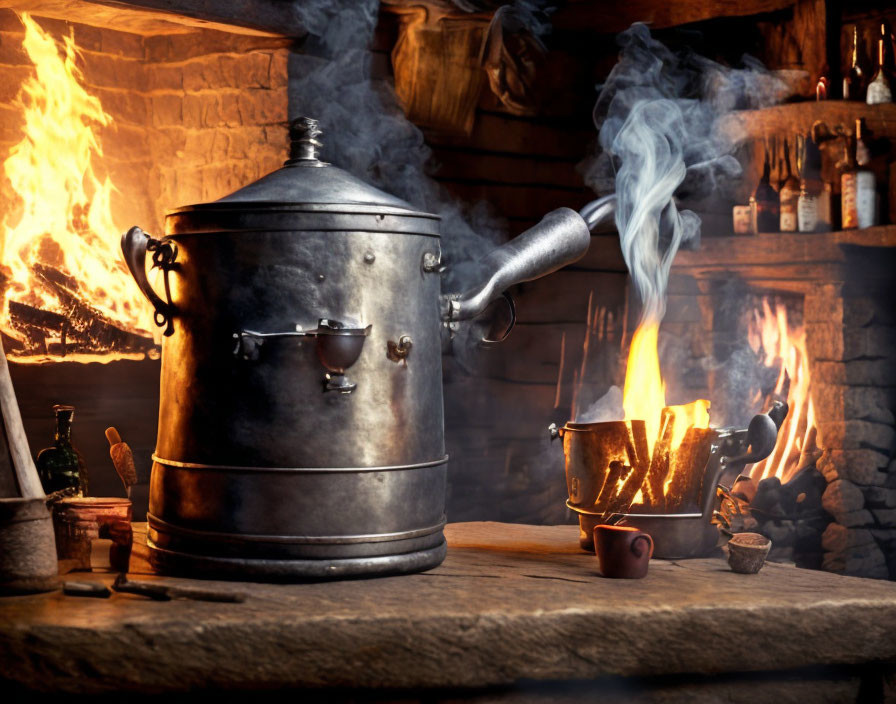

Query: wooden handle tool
[
  {"left": 112, "top": 573, "right": 246, "bottom": 603},
  {"left": 105, "top": 427, "right": 137, "bottom": 498}
]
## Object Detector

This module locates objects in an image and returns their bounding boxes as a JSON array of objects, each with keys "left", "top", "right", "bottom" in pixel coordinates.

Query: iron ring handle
[{"left": 121, "top": 226, "right": 176, "bottom": 337}]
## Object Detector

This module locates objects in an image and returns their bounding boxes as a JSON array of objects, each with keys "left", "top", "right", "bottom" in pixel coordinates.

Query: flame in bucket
[
  {"left": 622, "top": 320, "right": 710, "bottom": 458},
  {"left": 0, "top": 13, "right": 153, "bottom": 361}
]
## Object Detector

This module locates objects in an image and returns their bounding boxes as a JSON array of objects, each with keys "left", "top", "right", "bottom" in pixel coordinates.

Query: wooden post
[{"left": 0, "top": 339, "right": 58, "bottom": 594}]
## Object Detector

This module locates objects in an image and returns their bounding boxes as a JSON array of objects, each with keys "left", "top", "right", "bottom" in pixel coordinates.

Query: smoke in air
[{"left": 577, "top": 23, "right": 799, "bottom": 424}]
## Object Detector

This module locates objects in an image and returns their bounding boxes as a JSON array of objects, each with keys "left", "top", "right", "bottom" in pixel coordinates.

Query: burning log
[
  {"left": 664, "top": 427, "right": 714, "bottom": 513},
  {"left": 5, "top": 263, "right": 155, "bottom": 358},
  {"left": 643, "top": 407, "right": 675, "bottom": 512},
  {"left": 594, "top": 459, "right": 628, "bottom": 510},
  {"left": 605, "top": 422, "right": 651, "bottom": 516}
]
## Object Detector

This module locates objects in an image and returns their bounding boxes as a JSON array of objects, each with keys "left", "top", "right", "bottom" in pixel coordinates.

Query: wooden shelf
[
  {"left": 721, "top": 102, "right": 896, "bottom": 141},
  {"left": 671, "top": 224, "right": 896, "bottom": 292}
]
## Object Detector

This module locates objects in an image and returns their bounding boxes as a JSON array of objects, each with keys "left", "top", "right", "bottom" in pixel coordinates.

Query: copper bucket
[
  {"left": 549, "top": 420, "right": 649, "bottom": 516},
  {"left": 550, "top": 402, "right": 788, "bottom": 557}
]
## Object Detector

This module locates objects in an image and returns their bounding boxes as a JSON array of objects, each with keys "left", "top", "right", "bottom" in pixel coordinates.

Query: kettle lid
[{"left": 177, "top": 117, "right": 423, "bottom": 214}]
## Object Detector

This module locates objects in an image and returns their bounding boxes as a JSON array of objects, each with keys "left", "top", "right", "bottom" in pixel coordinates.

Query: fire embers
[{"left": 560, "top": 399, "right": 714, "bottom": 521}]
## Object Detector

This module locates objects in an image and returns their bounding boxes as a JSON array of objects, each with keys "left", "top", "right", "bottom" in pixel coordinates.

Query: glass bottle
[
  {"left": 855, "top": 118, "right": 879, "bottom": 228},
  {"left": 841, "top": 119, "right": 878, "bottom": 230},
  {"left": 798, "top": 134, "right": 830, "bottom": 233},
  {"left": 36, "top": 405, "right": 87, "bottom": 496},
  {"left": 779, "top": 138, "right": 800, "bottom": 232},
  {"left": 750, "top": 144, "right": 779, "bottom": 233},
  {"left": 843, "top": 25, "right": 865, "bottom": 101},
  {"left": 867, "top": 23, "right": 893, "bottom": 104}
]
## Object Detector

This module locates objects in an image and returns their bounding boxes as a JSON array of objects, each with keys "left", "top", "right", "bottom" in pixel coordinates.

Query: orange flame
[
  {"left": 622, "top": 321, "right": 666, "bottom": 453},
  {"left": 1, "top": 13, "right": 153, "bottom": 361},
  {"left": 748, "top": 299, "right": 814, "bottom": 484},
  {"left": 622, "top": 320, "right": 710, "bottom": 458}
]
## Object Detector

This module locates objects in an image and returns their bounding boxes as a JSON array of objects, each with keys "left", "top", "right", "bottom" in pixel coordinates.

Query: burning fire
[
  {"left": 0, "top": 13, "right": 154, "bottom": 362},
  {"left": 747, "top": 299, "right": 815, "bottom": 484},
  {"left": 622, "top": 320, "right": 711, "bottom": 458}
]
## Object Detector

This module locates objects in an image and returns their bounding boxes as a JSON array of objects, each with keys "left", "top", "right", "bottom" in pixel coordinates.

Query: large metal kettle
[{"left": 121, "top": 117, "right": 614, "bottom": 579}]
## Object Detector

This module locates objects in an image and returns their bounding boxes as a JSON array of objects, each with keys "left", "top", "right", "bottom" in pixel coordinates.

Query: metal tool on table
[
  {"left": 111, "top": 574, "right": 245, "bottom": 602},
  {"left": 120, "top": 117, "right": 617, "bottom": 580}
]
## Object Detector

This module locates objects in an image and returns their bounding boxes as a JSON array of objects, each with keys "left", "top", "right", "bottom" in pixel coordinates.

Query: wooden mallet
[{"left": 105, "top": 427, "right": 137, "bottom": 498}]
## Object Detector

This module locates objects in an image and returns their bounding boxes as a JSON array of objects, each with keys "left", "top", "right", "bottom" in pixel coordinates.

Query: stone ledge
[{"left": 1, "top": 522, "right": 896, "bottom": 694}]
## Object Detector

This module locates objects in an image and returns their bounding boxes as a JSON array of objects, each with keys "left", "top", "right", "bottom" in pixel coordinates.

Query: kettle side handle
[{"left": 121, "top": 226, "right": 177, "bottom": 337}]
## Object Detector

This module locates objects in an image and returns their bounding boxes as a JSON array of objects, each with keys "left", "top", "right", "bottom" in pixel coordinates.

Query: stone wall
[{"left": 807, "top": 270, "right": 896, "bottom": 579}]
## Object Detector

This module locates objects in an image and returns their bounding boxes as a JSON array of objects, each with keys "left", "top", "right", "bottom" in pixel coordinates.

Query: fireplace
[
  {"left": 0, "top": 3, "right": 291, "bottom": 503},
  {"left": 0, "top": 1, "right": 894, "bottom": 583},
  {"left": 669, "top": 216, "right": 896, "bottom": 579}
]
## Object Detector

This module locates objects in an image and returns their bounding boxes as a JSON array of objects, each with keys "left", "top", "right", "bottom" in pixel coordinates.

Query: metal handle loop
[{"left": 121, "top": 226, "right": 177, "bottom": 337}]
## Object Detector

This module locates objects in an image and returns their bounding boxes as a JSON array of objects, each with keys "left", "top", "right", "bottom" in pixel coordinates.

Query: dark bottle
[
  {"left": 798, "top": 133, "right": 831, "bottom": 233},
  {"left": 36, "top": 405, "right": 87, "bottom": 496},
  {"left": 779, "top": 138, "right": 800, "bottom": 232},
  {"left": 867, "top": 23, "right": 893, "bottom": 104},
  {"left": 750, "top": 144, "right": 779, "bottom": 233},
  {"left": 843, "top": 25, "right": 865, "bottom": 101}
]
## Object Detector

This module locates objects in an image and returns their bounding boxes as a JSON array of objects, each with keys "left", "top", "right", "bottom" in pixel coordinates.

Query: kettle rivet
[
  {"left": 317, "top": 274, "right": 325, "bottom": 282},
  {"left": 364, "top": 252, "right": 375, "bottom": 264}
]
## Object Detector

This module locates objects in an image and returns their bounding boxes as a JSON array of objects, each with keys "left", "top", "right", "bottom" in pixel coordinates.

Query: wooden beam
[
  {"left": 0, "top": 0, "right": 303, "bottom": 37},
  {"left": 552, "top": 0, "right": 797, "bottom": 34}
]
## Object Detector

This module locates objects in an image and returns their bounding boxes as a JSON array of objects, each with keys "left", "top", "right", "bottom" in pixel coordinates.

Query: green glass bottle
[{"left": 36, "top": 405, "right": 87, "bottom": 496}]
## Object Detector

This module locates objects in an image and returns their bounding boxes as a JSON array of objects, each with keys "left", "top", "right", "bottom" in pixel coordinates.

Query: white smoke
[
  {"left": 582, "top": 23, "right": 797, "bottom": 326},
  {"left": 576, "top": 385, "right": 623, "bottom": 424},
  {"left": 288, "top": 0, "right": 552, "bottom": 292}
]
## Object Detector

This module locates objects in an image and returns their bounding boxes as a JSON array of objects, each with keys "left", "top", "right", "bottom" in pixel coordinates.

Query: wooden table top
[{"left": 2, "top": 521, "right": 895, "bottom": 693}]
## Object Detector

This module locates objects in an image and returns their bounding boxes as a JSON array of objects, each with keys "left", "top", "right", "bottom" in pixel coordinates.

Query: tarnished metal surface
[
  {"left": 441, "top": 207, "right": 592, "bottom": 322},
  {"left": 154, "top": 229, "right": 444, "bottom": 469},
  {"left": 124, "top": 116, "right": 595, "bottom": 578}
]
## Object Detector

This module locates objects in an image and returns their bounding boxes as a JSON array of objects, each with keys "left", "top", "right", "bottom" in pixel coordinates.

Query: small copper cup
[{"left": 593, "top": 524, "right": 654, "bottom": 579}]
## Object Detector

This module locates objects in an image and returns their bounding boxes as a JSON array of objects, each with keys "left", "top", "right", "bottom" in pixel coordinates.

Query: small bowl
[{"left": 727, "top": 532, "right": 771, "bottom": 574}]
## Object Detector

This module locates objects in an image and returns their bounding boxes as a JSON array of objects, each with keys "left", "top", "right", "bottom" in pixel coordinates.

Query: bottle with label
[
  {"left": 841, "top": 119, "right": 878, "bottom": 229},
  {"left": 797, "top": 134, "right": 819, "bottom": 232},
  {"left": 779, "top": 138, "right": 800, "bottom": 232},
  {"left": 36, "top": 405, "right": 87, "bottom": 496},
  {"left": 750, "top": 144, "right": 779, "bottom": 233},
  {"left": 867, "top": 23, "right": 893, "bottom": 104},
  {"left": 843, "top": 25, "right": 865, "bottom": 101}
]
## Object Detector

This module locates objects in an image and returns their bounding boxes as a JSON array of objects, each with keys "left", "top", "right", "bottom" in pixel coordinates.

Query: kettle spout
[
  {"left": 578, "top": 194, "right": 617, "bottom": 234},
  {"left": 441, "top": 200, "right": 615, "bottom": 325}
]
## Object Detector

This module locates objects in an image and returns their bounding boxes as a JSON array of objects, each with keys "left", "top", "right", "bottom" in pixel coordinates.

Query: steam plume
[{"left": 582, "top": 23, "right": 793, "bottom": 325}]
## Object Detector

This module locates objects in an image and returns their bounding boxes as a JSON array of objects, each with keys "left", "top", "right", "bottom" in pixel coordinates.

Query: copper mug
[{"left": 593, "top": 525, "right": 654, "bottom": 579}]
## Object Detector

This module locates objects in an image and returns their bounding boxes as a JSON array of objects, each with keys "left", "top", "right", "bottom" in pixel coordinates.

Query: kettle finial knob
[{"left": 287, "top": 117, "right": 328, "bottom": 167}]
